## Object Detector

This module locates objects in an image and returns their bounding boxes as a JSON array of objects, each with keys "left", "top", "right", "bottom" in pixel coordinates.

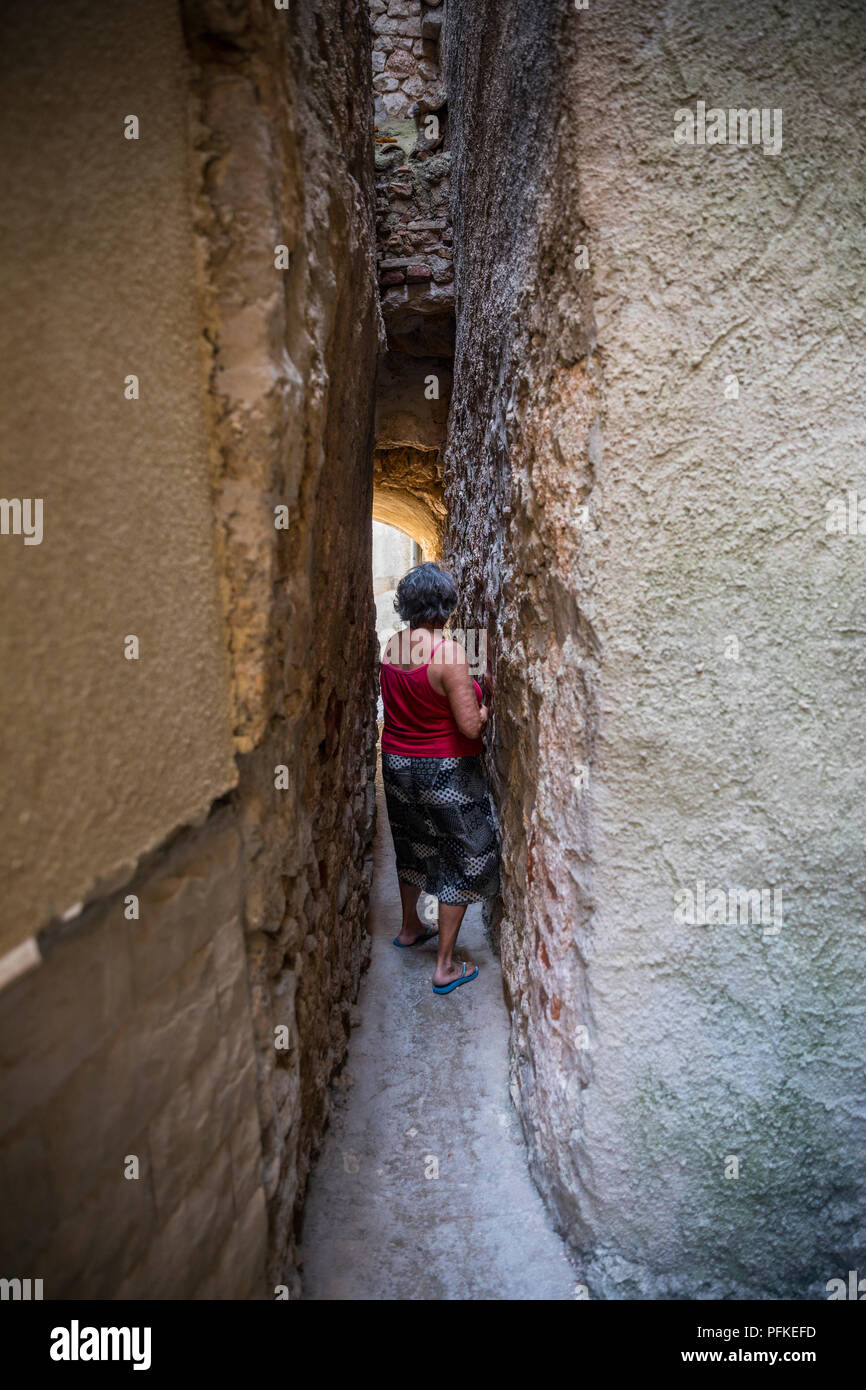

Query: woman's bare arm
[{"left": 431, "top": 641, "right": 488, "bottom": 739}]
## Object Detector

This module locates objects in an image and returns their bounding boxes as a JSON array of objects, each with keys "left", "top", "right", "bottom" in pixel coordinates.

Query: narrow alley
[
  {"left": 300, "top": 773, "right": 575, "bottom": 1301},
  {"left": 0, "top": 0, "right": 863, "bottom": 1320}
]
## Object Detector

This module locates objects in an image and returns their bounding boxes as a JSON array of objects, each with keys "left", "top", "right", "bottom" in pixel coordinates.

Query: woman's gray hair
[{"left": 394, "top": 561, "right": 458, "bottom": 628}]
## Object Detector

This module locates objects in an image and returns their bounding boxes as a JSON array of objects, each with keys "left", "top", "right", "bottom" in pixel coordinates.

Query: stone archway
[
  {"left": 373, "top": 447, "right": 445, "bottom": 559},
  {"left": 372, "top": 344, "right": 452, "bottom": 558}
]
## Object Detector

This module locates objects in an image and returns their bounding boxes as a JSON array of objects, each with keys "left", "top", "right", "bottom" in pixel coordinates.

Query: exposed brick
[
  {"left": 42, "top": 1028, "right": 146, "bottom": 1198},
  {"left": 212, "top": 917, "right": 251, "bottom": 1023},
  {"left": 0, "top": 0, "right": 383, "bottom": 1308}
]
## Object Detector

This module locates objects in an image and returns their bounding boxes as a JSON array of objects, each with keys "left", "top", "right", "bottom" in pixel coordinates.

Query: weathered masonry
[
  {"left": 371, "top": 0, "right": 452, "bottom": 557},
  {"left": 0, "top": 0, "right": 379, "bottom": 1298}
]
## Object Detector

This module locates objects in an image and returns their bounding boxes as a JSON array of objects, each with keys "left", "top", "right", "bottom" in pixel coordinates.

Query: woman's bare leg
[
  {"left": 395, "top": 880, "right": 430, "bottom": 944},
  {"left": 433, "top": 903, "right": 472, "bottom": 987}
]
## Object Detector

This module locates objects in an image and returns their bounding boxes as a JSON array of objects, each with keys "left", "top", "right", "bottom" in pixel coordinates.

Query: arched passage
[
  {"left": 372, "top": 352, "right": 452, "bottom": 561},
  {"left": 372, "top": 453, "right": 445, "bottom": 560}
]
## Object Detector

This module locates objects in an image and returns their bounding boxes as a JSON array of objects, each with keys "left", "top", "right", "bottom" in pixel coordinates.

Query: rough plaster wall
[
  {"left": 445, "top": 0, "right": 866, "bottom": 1298},
  {"left": 181, "top": 0, "right": 381, "bottom": 1293},
  {"left": 0, "top": 0, "right": 237, "bottom": 956}
]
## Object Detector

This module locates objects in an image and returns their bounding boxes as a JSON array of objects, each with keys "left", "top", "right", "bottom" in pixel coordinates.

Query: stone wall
[
  {"left": 444, "top": 0, "right": 866, "bottom": 1298},
  {"left": 371, "top": 0, "right": 444, "bottom": 123},
  {"left": 371, "top": 0, "right": 452, "bottom": 557},
  {"left": 375, "top": 146, "right": 453, "bottom": 356},
  {"left": 0, "top": 0, "right": 379, "bottom": 1300},
  {"left": 182, "top": 0, "right": 381, "bottom": 1294}
]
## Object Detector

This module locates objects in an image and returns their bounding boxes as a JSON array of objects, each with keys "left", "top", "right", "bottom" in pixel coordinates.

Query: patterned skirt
[{"left": 382, "top": 753, "right": 500, "bottom": 905}]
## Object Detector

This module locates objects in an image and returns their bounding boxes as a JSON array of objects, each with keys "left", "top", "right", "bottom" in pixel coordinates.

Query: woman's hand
[{"left": 479, "top": 704, "right": 489, "bottom": 728}]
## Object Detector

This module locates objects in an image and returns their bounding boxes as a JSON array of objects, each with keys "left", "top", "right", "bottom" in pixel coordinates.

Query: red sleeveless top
[{"left": 380, "top": 639, "right": 483, "bottom": 758}]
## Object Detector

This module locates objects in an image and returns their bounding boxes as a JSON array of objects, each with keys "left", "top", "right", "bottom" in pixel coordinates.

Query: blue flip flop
[
  {"left": 432, "top": 962, "right": 479, "bottom": 995},
  {"left": 393, "top": 925, "right": 439, "bottom": 949}
]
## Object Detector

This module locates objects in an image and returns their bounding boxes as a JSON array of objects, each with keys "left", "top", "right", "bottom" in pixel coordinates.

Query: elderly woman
[{"left": 380, "top": 561, "right": 500, "bottom": 995}]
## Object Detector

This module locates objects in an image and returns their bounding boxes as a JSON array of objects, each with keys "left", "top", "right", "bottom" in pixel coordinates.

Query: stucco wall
[
  {"left": 0, "top": 0, "right": 237, "bottom": 956},
  {"left": 444, "top": 0, "right": 866, "bottom": 1298}
]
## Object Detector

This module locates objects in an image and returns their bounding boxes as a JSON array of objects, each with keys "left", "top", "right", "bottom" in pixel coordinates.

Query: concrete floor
[{"left": 299, "top": 766, "right": 577, "bottom": 1300}]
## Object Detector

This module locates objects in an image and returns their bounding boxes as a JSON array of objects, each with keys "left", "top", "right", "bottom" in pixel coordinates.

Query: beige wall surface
[
  {"left": 0, "top": 0, "right": 237, "bottom": 953},
  {"left": 0, "top": 810, "right": 268, "bottom": 1299},
  {"left": 445, "top": 0, "right": 866, "bottom": 1298},
  {"left": 574, "top": 0, "right": 866, "bottom": 1297}
]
